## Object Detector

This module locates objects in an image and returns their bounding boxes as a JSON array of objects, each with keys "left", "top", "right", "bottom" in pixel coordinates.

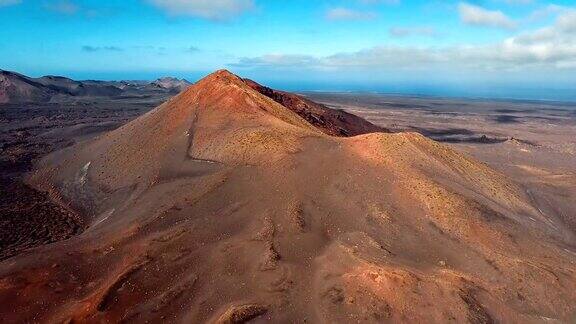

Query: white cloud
[
  {"left": 505, "top": 10, "right": 576, "bottom": 69},
  {"left": 527, "top": 4, "right": 567, "bottom": 22},
  {"left": 557, "top": 10, "right": 576, "bottom": 32},
  {"left": 326, "top": 7, "right": 377, "bottom": 21},
  {"left": 458, "top": 3, "right": 516, "bottom": 29},
  {"left": 515, "top": 10, "right": 576, "bottom": 43},
  {"left": 0, "top": 0, "right": 21, "bottom": 7},
  {"left": 148, "top": 0, "right": 254, "bottom": 20}
]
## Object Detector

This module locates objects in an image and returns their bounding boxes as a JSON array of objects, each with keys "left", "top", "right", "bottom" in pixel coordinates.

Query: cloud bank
[{"left": 232, "top": 10, "right": 576, "bottom": 73}]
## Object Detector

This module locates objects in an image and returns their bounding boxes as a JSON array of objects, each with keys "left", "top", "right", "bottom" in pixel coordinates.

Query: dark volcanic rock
[{"left": 243, "top": 78, "right": 387, "bottom": 137}]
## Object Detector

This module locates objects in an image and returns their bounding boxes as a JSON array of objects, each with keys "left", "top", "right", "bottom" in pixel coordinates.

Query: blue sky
[{"left": 1, "top": 0, "right": 575, "bottom": 93}]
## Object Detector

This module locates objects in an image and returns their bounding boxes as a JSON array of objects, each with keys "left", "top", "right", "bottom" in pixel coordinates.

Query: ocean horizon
[{"left": 285, "top": 84, "right": 576, "bottom": 105}]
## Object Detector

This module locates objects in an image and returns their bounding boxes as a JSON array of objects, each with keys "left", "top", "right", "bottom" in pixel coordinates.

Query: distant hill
[
  {"left": 0, "top": 70, "right": 191, "bottom": 103},
  {"left": 150, "top": 77, "right": 191, "bottom": 93},
  {"left": 35, "top": 76, "right": 124, "bottom": 97},
  {"left": 0, "top": 70, "right": 60, "bottom": 103}
]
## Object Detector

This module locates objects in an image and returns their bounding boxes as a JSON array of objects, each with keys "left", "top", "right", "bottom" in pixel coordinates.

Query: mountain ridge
[{"left": 0, "top": 69, "right": 191, "bottom": 103}]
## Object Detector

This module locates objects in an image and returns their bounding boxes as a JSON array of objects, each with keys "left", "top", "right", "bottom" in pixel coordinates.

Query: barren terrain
[{"left": 0, "top": 71, "right": 575, "bottom": 323}]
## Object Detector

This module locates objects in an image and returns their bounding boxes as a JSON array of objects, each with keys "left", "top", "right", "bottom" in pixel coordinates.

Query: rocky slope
[
  {"left": 0, "top": 70, "right": 575, "bottom": 323},
  {"left": 244, "top": 79, "right": 386, "bottom": 136}
]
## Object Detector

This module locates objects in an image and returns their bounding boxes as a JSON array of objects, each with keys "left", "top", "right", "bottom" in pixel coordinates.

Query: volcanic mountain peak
[
  {"left": 186, "top": 69, "right": 244, "bottom": 91},
  {"left": 182, "top": 69, "right": 386, "bottom": 137},
  {"left": 206, "top": 68, "right": 242, "bottom": 82},
  {"left": 173, "top": 69, "right": 320, "bottom": 132},
  {"left": 195, "top": 69, "right": 253, "bottom": 92},
  {"left": 210, "top": 68, "right": 240, "bottom": 79}
]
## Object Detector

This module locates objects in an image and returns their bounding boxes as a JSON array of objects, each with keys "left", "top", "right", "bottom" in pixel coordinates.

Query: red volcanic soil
[{"left": 0, "top": 70, "right": 575, "bottom": 323}]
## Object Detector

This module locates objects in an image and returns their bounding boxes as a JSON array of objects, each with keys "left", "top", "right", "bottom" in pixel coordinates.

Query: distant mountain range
[{"left": 0, "top": 70, "right": 191, "bottom": 104}]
